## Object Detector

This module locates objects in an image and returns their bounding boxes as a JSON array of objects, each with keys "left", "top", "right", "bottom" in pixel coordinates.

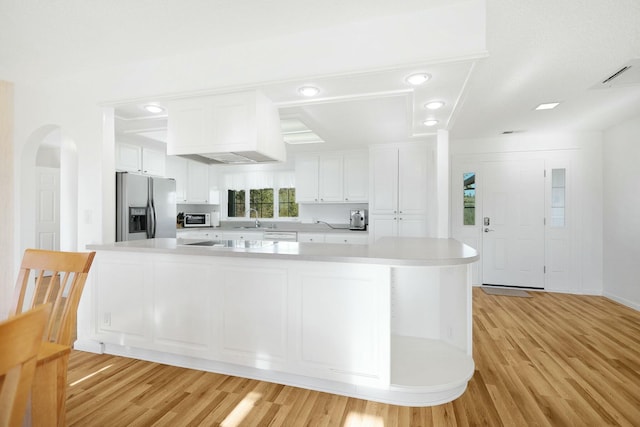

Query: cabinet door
[
  {"left": 318, "top": 154, "right": 343, "bottom": 202},
  {"left": 222, "top": 231, "right": 263, "bottom": 241},
  {"left": 297, "top": 233, "right": 325, "bottom": 243},
  {"left": 186, "top": 161, "right": 209, "bottom": 203},
  {"left": 216, "top": 266, "right": 288, "bottom": 366},
  {"left": 115, "top": 143, "right": 142, "bottom": 173},
  {"left": 292, "top": 264, "right": 390, "bottom": 386},
  {"left": 343, "top": 152, "right": 368, "bottom": 202},
  {"left": 95, "top": 253, "right": 152, "bottom": 345},
  {"left": 324, "top": 234, "right": 369, "bottom": 244},
  {"left": 142, "top": 147, "right": 166, "bottom": 176},
  {"left": 398, "top": 145, "right": 428, "bottom": 215},
  {"left": 397, "top": 216, "right": 428, "bottom": 237},
  {"left": 166, "top": 156, "right": 188, "bottom": 203},
  {"left": 369, "top": 147, "right": 398, "bottom": 214},
  {"left": 295, "top": 155, "right": 320, "bottom": 202},
  {"left": 370, "top": 216, "right": 398, "bottom": 241},
  {"left": 153, "top": 259, "right": 211, "bottom": 355}
]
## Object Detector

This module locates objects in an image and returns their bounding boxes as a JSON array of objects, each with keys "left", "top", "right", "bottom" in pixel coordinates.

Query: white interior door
[
  {"left": 36, "top": 167, "right": 60, "bottom": 250},
  {"left": 482, "top": 159, "right": 545, "bottom": 289}
]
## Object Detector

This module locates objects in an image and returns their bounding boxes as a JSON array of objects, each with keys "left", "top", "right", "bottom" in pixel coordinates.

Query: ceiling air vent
[{"left": 592, "top": 59, "right": 640, "bottom": 89}]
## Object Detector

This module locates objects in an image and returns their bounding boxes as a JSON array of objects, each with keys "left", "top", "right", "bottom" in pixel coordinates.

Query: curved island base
[{"left": 78, "top": 237, "right": 478, "bottom": 407}]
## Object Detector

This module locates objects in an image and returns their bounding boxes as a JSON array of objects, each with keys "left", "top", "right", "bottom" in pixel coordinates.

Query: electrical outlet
[{"left": 103, "top": 312, "right": 111, "bottom": 326}]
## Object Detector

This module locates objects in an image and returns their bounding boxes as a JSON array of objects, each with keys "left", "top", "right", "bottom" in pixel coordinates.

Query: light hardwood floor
[{"left": 66, "top": 288, "right": 640, "bottom": 426}]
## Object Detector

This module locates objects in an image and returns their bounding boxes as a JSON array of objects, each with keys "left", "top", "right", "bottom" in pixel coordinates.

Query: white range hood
[{"left": 167, "top": 90, "right": 286, "bottom": 164}]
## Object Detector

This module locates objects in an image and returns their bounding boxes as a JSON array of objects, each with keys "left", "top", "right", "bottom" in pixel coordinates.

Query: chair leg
[{"left": 31, "top": 347, "right": 70, "bottom": 427}]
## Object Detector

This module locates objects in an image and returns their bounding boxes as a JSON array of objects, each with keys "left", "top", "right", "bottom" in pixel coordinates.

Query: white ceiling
[{"left": 1, "top": 0, "right": 639, "bottom": 150}]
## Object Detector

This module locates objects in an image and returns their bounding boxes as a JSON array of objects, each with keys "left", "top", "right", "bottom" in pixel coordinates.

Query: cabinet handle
[{"left": 345, "top": 198, "right": 348, "bottom": 201}]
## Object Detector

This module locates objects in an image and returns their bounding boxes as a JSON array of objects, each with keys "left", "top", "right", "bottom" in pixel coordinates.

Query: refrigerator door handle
[
  {"left": 146, "top": 204, "right": 154, "bottom": 238},
  {"left": 151, "top": 201, "right": 157, "bottom": 238}
]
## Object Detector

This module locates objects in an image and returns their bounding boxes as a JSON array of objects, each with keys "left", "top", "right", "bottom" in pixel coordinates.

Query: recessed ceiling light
[
  {"left": 298, "top": 86, "right": 320, "bottom": 97},
  {"left": 405, "top": 73, "right": 431, "bottom": 85},
  {"left": 424, "top": 101, "right": 445, "bottom": 110},
  {"left": 143, "top": 104, "right": 164, "bottom": 114},
  {"left": 535, "top": 102, "right": 560, "bottom": 110},
  {"left": 423, "top": 119, "right": 439, "bottom": 127}
]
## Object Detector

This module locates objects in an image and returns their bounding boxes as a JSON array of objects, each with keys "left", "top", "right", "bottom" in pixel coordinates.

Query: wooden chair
[
  {"left": 0, "top": 304, "right": 51, "bottom": 427},
  {"left": 10, "top": 249, "right": 96, "bottom": 346},
  {"left": 10, "top": 249, "right": 96, "bottom": 427}
]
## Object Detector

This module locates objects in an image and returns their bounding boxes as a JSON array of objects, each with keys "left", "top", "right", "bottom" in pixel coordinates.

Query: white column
[
  {"left": 436, "top": 129, "right": 450, "bottom": 238},
  {"left": 0, "top": 81, "right": 14, "bottom": 319}
]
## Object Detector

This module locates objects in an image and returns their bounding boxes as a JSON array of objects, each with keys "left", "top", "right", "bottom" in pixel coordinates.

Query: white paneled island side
[{"left": 78, "top": 237, "right": 478, "bottom": 406}]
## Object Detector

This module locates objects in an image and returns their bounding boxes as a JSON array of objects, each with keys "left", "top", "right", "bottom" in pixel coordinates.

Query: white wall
[
  {"left": 603, "top": 115, "right": 640, "bottom": 310},
  {"left": 450, "top": 132, "right": 604, "bottom": 294}
]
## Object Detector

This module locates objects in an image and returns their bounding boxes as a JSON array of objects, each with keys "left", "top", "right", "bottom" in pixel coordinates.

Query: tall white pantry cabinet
[{"left": 369, "top": 143, "right": 430, "bottom": 241}]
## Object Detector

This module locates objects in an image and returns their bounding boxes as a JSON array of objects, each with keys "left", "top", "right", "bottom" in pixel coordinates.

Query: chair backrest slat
[{"left": 10, "top": 249, "right": 96, "bottom": 346}]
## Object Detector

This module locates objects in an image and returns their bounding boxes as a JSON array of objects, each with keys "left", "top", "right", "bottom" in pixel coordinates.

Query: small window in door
[
  {"left": 551, "top": 169, "right": 566, "bottom": 227},
  {"left": 463, "top": 172, "right": 476, "bottom": 226}
]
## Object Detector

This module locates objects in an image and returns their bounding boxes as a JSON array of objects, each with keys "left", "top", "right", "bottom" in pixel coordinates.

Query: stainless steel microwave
[{"left": 183, "top": 213, "right": 211, "bottom": 228}]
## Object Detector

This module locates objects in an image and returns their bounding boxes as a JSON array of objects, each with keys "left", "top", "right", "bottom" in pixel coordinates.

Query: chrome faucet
[{"left": 248, "top": 208, "right": 260, "bottom": 228}]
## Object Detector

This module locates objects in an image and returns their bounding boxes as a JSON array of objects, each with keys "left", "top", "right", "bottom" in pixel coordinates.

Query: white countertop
[{"left": 87, "top": 237, "right": 478, "bottom": 267}]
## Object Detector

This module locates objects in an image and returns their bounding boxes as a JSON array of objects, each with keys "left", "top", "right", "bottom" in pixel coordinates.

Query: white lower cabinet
[
  {"left": 289, "top": 263, "right": 389, "bottom": 385},
  {"left": 221, "top": 230, "right": 263, "bottom": 241},
  {"left": 324, "top": 233, "right": 369, "bottom": 244},
  {"left": 370, "top": 215, "right": 428, "bottom": 241},
  {"left": 216, "top": 266, "right": 288, "bottom": 366},
  {"left": 177, "top": 229, "right": 224, "bottom": 240},
  {"left": 153, "top": 259, "right": 212, "bottom": 356},
  {"left": 297, "top": 233, "right": 325, "bottom": 243},
  {"left": 91, "top": 253, "right": 390, "bottom": 387},
  {"left": 95, "top": 253, "right": 152, "bottom": 345},
  {"left": 298, "top": 233, "right": 369, "bottom": 244}
]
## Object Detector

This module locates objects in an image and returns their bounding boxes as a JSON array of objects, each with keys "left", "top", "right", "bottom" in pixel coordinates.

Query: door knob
[{"left": 484, "top": 228, "right": 494, "bottom": 232}]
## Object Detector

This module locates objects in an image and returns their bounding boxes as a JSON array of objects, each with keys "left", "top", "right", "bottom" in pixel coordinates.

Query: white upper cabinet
[
  {"left": 295, "top": 155, "right": 320, "bottom": 203},
  {"left": 343, "top": 151, "right": 369, "bottom": 202},
  {"left": 166, "top": 90, "right": 285, "bottom": 163},
  {"left": 370, "top": 144, "right": 427, "bottom": 215},
  {"left": 166, "top": 156, "right": 212, "bottom": 204},
  {"left": 166, "top": 156, "right": 188, "bottom": 203},
  {"left": 141, "top": 147, "right": 166, "bottom": 176},
  {"left": 186, "top": 161, "right": 210, "bottom": 204},
  {"left": 115, "top": 143, "right": 142, "bottom": 173},
  {"left": 318, "top": 154, "right": 343, "bottom": 202},
  {"left": 116, "top": 143, "right": 166, "bottom": 177},
  {"left": 369, "top": 143, "right": 430, "bottom": 240},
  {"left": 295, "top": 150, "right": 368, "bottom": 203}
]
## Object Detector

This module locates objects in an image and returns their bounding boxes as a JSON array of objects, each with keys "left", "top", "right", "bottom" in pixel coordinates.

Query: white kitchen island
[{"left": 78, "top": 237, "right": 478, "bottom": 406}]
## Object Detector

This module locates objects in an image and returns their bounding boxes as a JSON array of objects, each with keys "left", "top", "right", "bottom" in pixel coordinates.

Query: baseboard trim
[{"left": 603, "top": 292, "right": 640, "bottom": 312}]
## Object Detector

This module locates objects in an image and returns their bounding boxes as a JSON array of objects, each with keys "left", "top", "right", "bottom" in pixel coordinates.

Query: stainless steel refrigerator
[{"left": 116, "top": 172, "right": 177, "bottom": 241}]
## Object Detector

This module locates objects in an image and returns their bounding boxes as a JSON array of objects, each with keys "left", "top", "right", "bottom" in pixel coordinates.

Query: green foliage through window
[
  {"left": 227, "top": 190, "right": 245, "bottom": 217},
  {"left": 463, "top": 172, "right": 476, "bottom": 226},
  {"left": 279, "top": 188, "right": 298, "bottom": 218},
  {"left": 250, "top": 189, "right": 274, "bottom": 218}
]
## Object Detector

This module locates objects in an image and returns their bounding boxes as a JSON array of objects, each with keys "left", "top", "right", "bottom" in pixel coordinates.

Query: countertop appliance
[
  {"left": 116, "top": 172, "right": 177, "bottom": 241},
  {"left": 184, "top": 213, "right": 211, "bottom": 228},
  {"left": 349, "top": 209, "right": 367, "bottom": 230}
]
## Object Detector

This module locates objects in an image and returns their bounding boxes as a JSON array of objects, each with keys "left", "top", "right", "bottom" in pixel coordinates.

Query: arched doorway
[{"left": 21, "top": 125, "right": 79, "bottom": 253}]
